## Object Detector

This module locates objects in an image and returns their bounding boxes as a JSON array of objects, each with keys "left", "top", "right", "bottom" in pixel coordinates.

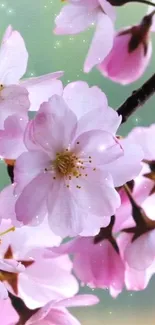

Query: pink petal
[
  {"left": 0, "top": 282, "right": 8, "bottom": 300},
  {"left": 127, "top": 124, "right": 155, "bottom": 160},
  {"left": 18, "top": 252, "right": 78, "bottom": 309},
  {"left": 98, "top": 0, "right": 116, "bottom": 21},
  {"left": 142, "top": 194, "right": 155, "bottom": 220},
  {"left": 24, "top": 120, "right": 40, "bottom": 151},
  {"left": 21, "top": 72, "right": 64, "bottom": 111},
  {"left": 54, "top": 4, "right": 97, "bottom": 35},
  {"left": 0, "top": 114, "right": 28, "bottom": 159},
  {"left": 0, "top": 26, "right": 28, "bottom": 84},
  {"left": 26, "top": 95, "right": 77, "bottom": 155},
  {"left": 14, "top": 151, "right": 51, "bottom": 193},
  {"left": 76, "top": 106, "right": 121, "bottom": 137},
  {"left": 1, "top": 25, "right": 13, "bottom": 43},
  {"left": 63, "top": 81, "right": 121, "bottom": 135},
  {"left": 55, "top": 294, "right": 99, "bottom": 308},
  {"left": 84, "top": 12, "right": 114, "bottom": 72},
  {"left": 71, "top": 169, "right": 121, "bottom": 217},
  {"left": 0, "top": 259, "right": 25, "bottom": 273},
  {"left": 0, "top": 298, "right": 19, "bottom": 322},
  {"left": 0, "top": 184, "right": 16, "bottom": 222},
  {"left": 26, "top": 307, "right": 81, "bottom": 325},
  {"left": 63, "top": 81, "right": 108, "bottom": 119},
  {"left": 47, "top": 180, "right": 84, "bottom": 237},
  {"left": 124, "top": 230, "right": 155, "bottom": 270},
  {"left": 0, "top": 85, "right": 30, "bottom": 129},
  {"left": 103, "top": 138, "right": 143, "bottom": 187},
  {"left": 73, "top": 130, "right": 123, "bottom": 166},
  {"left": 15, "top": 172, "right": 52, "bottom": 225}
]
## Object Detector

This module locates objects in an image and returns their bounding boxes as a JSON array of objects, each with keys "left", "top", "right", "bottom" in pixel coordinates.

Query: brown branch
[
  {"left": 9, "top": 292, "right": 39, "bottom": 325},
  {"left": 108, "top": 0, "right": 155, "bottom": 7},
  {"left": 117, "top": 73, "right": 155, "bottom": 124}
]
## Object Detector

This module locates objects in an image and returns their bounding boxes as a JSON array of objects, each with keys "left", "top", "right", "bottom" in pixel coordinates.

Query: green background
[{"left": 0, "top": 0, "right": 155, "bottom": 323}]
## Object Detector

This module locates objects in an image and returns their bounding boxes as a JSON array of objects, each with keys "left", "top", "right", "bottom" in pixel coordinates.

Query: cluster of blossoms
[{"left": 0, "top": 0, "right": 155, "bottom": 324}]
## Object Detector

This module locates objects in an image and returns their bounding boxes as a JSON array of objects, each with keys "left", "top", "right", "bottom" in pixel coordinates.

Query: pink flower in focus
[
  {"left": 54, "top": 0, "right": 115, "bottom": 72},
  {"left": 26, "top": 294, "right": 99, "bottom": 325},
  {"left": 98, "top": 12, "right": 154, "bottom": 84},
  {"left": 0, "top": 219, "right": 78, "bottom": 309},
  {"left": 45, "top": 233, "right": 125, "bottom": 298},
  {"left": 14, "top": 94, "right": 125, "bottom": 237},
  {"left": 0, "top": 298, "right": 19, "bottom": 324},
  {"left": 0, "top": 25, "right": 63, "bottom": 112}
]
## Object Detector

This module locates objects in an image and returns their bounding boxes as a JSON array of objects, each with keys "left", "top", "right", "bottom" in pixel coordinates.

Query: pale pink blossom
[
  {"left": 0, "top": 219, "right": 78, "bottom": 309},
  {"left": 13, "top": 93, "right": 130, "bottom": 237},
  {"left": 0, "top": 298, "right": 19, "bottom": 324},
  {"left": 26, "top": 294, "right": 99, "bottom": 325},
  {"left": 14, "top": 81, "right": 144, "bottom": 237},
  {"left": 98, "top": 13, "right": 154, "bottom": 84},
  {"left": 45, "top": 236, "right": 125, "bottom": 298},
  {"left": 0, "top": 25, "right": 63, "bottom": 111},
  {"left": 54, "top": 0, "right": 115, "bottom": 72}
]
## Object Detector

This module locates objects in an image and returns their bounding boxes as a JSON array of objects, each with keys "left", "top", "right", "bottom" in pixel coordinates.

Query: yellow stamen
[{"left": 0, "top": 227, "right": 15, "bottom": 237}]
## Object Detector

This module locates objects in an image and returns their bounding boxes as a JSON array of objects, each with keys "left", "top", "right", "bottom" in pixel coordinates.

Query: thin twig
[{"left": 117, "top": 73, "right": 155, "bottom": 124}]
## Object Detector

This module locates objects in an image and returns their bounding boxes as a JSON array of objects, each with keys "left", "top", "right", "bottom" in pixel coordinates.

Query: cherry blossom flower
[
  {"left": 0, "top": 219, "right": 78, "bottom": 309},
  {"left": 26, "top": 294, "right": 99, "bottom": 325},
  {"left": 45, "top": 235, "right": 125, "bottom": 298},
  {"left": 13, "top": 94, "right": 129, "bottom": 237},
  {"left": 54, "top": 0, "right": 115, "bottom": 72},
  {"left": 0, "top": 25, "right": 63, "bottom": 112},
  {"left": 0, "top": 298, "right": 19, "bottom": 324},
  {"left": 98, "top": 12, "right": 154, "bottom": 84}
]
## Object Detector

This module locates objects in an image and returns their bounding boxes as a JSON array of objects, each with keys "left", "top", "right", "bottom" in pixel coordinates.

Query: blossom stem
[{"left": 117, "top": 73, "right": 155, "bottom": 124}]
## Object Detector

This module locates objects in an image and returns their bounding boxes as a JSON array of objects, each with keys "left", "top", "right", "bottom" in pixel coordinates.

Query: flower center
[{"left": 53, "top": 151, "right": 78, "bottom": 177}]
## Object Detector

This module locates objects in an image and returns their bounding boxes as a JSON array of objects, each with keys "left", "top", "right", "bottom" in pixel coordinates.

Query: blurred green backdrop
[{"left": 0, "top": 0, "right": 155, "bottom": 324}]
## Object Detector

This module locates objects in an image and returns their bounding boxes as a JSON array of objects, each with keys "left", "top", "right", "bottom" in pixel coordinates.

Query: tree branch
[{"left": 117, "top": 73, "right": 155, "bottom": 124}]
